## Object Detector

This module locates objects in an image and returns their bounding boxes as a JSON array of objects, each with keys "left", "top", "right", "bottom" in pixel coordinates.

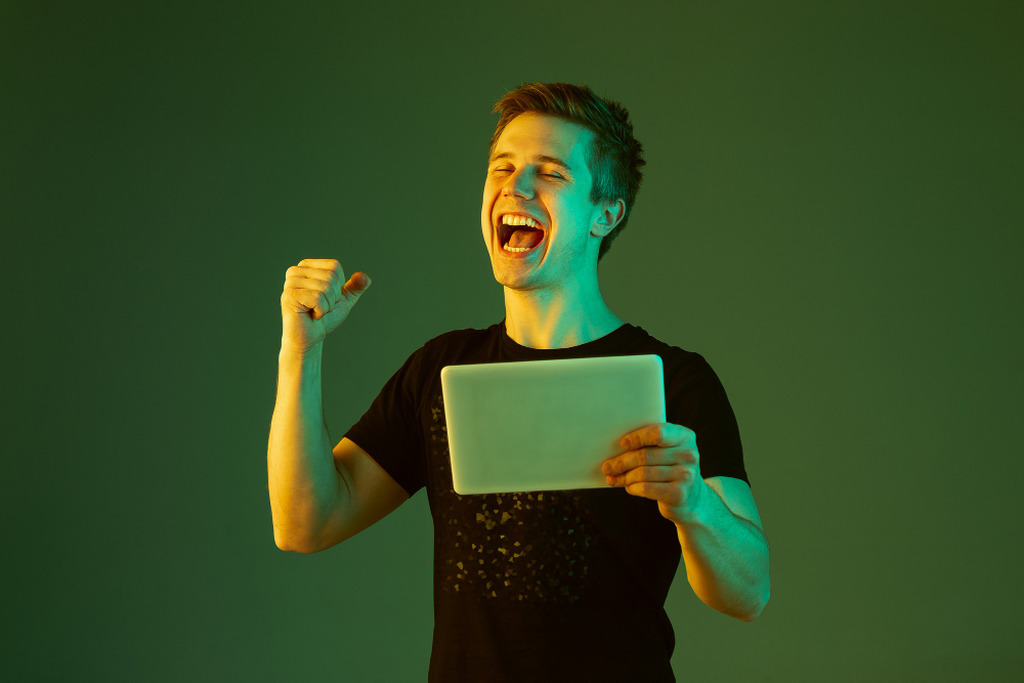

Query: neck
[{"left": 503, "top": 275, "right": 622, "bottom": 350}]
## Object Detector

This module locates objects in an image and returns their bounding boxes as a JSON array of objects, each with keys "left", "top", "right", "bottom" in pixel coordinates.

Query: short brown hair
[{"left": 490, "top": 83, "right": 645, "bottom": 261}]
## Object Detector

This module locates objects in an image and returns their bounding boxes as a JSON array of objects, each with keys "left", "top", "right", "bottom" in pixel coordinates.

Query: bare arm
[
  {"left": 675, "top": 476, "right": 770, "bottom": 621},
  {"left": 267, "top": 259, "right": 407, "bottom": 552},
  {"left": 603, "top": 424, "right": 770, "bottom": 620}
]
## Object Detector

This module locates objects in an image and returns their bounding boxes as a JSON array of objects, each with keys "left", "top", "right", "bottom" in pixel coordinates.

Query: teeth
[
  {"left": 500, "top": 214, "right": 540, "bottom": 228},
  {"left": 498, "top": 213, "right": 543, "bottom": 254}
]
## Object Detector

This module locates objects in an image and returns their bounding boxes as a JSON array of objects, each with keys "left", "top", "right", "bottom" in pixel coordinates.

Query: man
[{"left": 268, "top": 83, "right": 769, "bottom": 682}]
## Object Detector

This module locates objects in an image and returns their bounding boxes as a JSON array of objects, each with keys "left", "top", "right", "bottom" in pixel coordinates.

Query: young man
[{"left": 268, "top": 83, "right": 770, "bottom": 682}]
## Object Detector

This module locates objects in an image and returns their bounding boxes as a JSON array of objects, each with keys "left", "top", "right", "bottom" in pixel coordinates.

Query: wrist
[
  {"left": 279, "top": 342, "right": 324, "bottom": 371},
  {"left": 673, "top": 477, "right": 717, "bottom": 530}
]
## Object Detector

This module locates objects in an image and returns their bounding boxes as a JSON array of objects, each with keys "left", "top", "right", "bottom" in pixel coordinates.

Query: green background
[{"left": 3, "top": 1, "right": 1022, "bottom": 680}]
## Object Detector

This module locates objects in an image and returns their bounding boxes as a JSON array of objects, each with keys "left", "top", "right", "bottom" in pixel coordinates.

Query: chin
[{"left": 490, "top": 263, "right": 529, "bottom": 291}]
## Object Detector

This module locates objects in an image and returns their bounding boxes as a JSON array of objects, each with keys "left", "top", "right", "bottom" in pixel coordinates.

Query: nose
[{"left": 503, "top": 168, "right": 535, "bottom": 199}]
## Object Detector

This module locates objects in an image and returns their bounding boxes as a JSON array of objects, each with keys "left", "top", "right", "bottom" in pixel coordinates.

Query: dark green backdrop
[{"left": 3, "top": 1, "right": 1021, "bottom": 680}]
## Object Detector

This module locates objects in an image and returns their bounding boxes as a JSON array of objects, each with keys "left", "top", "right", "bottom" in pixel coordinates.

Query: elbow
[
  {"left": 270, "top": 498, "right": 346, "bottom": 552},
  {"left": 737, "top": 553, "right": 771, "bottom": 621},
  {"left": 737, "top": 601, "right": 766, "bottom": 622},
  {"left": 274, "top": 537, "right": 319, "bottom": 553},
  {"left": 272, "top": 517, "right": 353, "bottom": 553},
  {"left": 692, "top": 568, "right": 771, "bottom": 622},
  {"left": 699, "top": 590, "right": 770, "bottom": 622},
  {"left": 273, "top": 525, "right": 332, "bottom": 553},
  {"left": 736, "top": 585, "right": 771, "bottom": 622}
]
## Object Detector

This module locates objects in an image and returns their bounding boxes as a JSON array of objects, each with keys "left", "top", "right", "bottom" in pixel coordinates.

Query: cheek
[
  {"left": 480, "top": 198, "right": 491, "bottom": 231},
  {"left": 480, "top": 179, "right": 503, "bottom": 220},
  {"left": 481, "top": 180, "right": 496, "bottom": 213},
  {"left": 480, "top": 188, "right": 495, "bottom": 241}
]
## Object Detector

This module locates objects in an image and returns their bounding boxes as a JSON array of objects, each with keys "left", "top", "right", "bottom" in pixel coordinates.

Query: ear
[{"left": 590, "top": 199, "right": 626, "bottom": 238}]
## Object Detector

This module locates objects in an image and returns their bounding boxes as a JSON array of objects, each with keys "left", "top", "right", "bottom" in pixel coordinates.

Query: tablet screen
[{"left": 441, "top": 355, "right": 666, "bottom": 495}]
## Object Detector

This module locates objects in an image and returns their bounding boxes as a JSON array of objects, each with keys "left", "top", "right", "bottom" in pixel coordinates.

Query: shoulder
[
  {"left": 623, "top": 325, "right": 748, "bottom": 480},
  {"left": 619, "top": 324, "right": 717, "bottom": 383},
  {"left": 419, "top": 323, "right": 503, "bottom": 358},
  {"left": 398, "top": 322, "right": 504, "bottom": 376},
  {"left": 422, "top": 323, "right": 501, "bottom": 349}
]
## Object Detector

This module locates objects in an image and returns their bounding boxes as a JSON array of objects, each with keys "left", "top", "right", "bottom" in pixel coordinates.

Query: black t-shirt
[{"left": 345, "top": 322, "right": 747, "bottom": 682}]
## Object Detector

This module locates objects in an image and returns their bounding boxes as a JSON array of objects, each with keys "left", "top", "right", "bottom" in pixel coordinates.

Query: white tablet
[{"left": 440, "top": 354, "right": 666, "bottom": 495}]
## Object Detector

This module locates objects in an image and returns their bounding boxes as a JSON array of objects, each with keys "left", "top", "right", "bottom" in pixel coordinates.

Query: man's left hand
[{"left": 602, "top": 423, "right": 707, "bottom": 525}]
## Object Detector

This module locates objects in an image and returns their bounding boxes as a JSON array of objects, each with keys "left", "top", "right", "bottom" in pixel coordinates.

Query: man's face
[{"left": 481, "top": 112, "right": 609, "bottom": 291}]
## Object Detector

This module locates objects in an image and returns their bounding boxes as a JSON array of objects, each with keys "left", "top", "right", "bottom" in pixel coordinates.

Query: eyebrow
[{"left": 489, "top": 152, "right": 572, "bottom": 172}]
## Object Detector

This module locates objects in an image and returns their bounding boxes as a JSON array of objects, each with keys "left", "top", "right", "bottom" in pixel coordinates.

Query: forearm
[
  {"left": 267, "top": 344, "right": 345, "bottom": 551},
  {"left": 677, "top": 481, "right": 771, "bottom": 620}
]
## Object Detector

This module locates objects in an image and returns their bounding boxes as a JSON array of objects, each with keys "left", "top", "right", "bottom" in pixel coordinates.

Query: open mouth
[{"left": 497, "top": 214, "right": 545, "bottom": 254}]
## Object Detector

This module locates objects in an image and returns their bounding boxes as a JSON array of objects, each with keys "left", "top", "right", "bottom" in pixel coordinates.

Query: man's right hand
[{"left": 280, "top": 258, "right": 371, "bottom": 354}]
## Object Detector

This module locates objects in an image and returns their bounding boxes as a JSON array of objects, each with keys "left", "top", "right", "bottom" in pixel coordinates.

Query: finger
[
  {"left": 620, "top": 423, "right": 695, "bottom": 450},
  {"left": 606, "top": 465, "right": 690, "bottom": 488},
  {"left": 297, "top": 258, "right": 344, "bottom": 272},
  {"left": 285, "top": 265, "right": 334, "bottom": 284},
  {"left": 312, "top": 289, "right": 333, "bottom": 319},
  {"left": 285, "top": 288, "right": 330, "bottom": 317},
  {"left": 623, "top": 481, "right": 680, "bottom": 504},
  {"left": 602, "top": 447, "right": 686, "bottom": 476},
  {"left": 284, "top": 276, "right": 333, "bottom": 295}
]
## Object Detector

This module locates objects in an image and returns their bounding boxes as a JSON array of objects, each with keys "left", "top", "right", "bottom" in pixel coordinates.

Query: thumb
[
  {"left": 343, "top": 271, "right": 372, "bottom": 301},
  {"left": 316, "top": 272, "right": 371, "bottom": 331}
]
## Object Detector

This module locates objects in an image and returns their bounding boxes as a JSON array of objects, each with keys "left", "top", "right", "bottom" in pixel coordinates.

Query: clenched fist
[{"left": 280, "top": 258, "right": 371, "bottom": 353}]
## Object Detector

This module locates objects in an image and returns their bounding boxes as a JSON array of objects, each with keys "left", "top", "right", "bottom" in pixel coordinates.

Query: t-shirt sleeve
[
  {"left": 343, "top": 348, "right": 428, "bottom": 497},
  {"left": 668, "top": 355, "right": 749, "bottom": 484}
]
